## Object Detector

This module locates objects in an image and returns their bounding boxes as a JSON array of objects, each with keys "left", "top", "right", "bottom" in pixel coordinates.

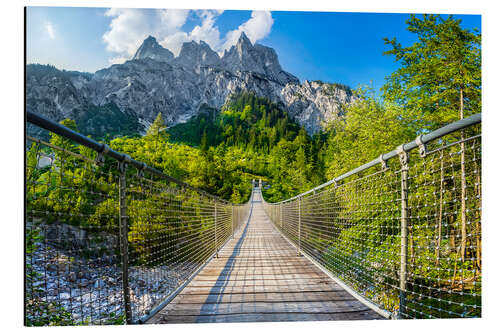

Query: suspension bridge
[
  {"left": 147, "top": 186, "right": 381, "bottom": 323},
  {"left": 25, "top": 111, "right": 481, "bottom": 325}
]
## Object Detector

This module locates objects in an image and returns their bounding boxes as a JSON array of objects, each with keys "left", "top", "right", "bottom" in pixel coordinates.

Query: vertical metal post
[
  {"left": 118, "top": 160, "right": 132, "bottom": 324},
  {"left": 280, "top": 204, "right": 283, "bottom": 230},
  {"left": 298, "top": 197, "right": 302, "bottom": 256},
  {"left": 231, "top": 204, "right": 234, "bottom": 238},
  {"left": 214, "top": 201, "right": 218, "bottom": 258},
  {"left": 397, "top": 146, "right": 409, "bottom": 319}
]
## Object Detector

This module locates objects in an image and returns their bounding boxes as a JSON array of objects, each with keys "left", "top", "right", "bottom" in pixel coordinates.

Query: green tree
[
  {"left": 50, "top": 118, "right": 78, "bottom": 154},
  {"left": 325, "top": 88, "right": 415, "bottom": 179},
  {"left": 383, "top": 14, "right": 481, "bottom": 263},
  {"left": 240, "top": 105, "right": 252, "bottom": 122},
  {"left": 146, "top": 112, "right": 168, "bottom": 148},
  {"left": 200, "top": 130, "right": 209, "bottom": 153},
  {"left": 382, "top": 14, "right": 481, "bottom": 128}
]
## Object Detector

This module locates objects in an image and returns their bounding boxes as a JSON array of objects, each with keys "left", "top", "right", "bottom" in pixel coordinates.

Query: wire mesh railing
[
  {"left": 263, "top": 114, "right": 481, "bottom": 319},
  {"left": 25, "top": 112, "right": 251, "bottom": 326}
]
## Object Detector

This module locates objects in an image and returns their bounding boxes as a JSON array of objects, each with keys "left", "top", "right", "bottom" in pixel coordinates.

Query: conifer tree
[
  {"left": 383, "top": 14, "right": 481, "bottom": 128},
  {"left": 146, "top": 112, "right": 166, "bottom": 138}
]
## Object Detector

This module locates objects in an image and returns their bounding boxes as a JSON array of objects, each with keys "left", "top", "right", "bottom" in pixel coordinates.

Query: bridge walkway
[{"left": 148, "top": 188, "right": 382, "bottom": 324}]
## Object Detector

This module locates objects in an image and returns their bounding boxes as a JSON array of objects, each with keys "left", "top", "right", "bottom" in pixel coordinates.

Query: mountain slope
[
  {"left": 26, "top": 33, "right": 354, "bottom": 138},
  {"left": 167, "top": 92, "right": 302, "bottom": 150}
]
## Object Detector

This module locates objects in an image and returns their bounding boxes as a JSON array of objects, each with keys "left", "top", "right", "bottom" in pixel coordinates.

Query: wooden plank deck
[{"left": 147, "top": 188, "right": 383, "bottom": 324}]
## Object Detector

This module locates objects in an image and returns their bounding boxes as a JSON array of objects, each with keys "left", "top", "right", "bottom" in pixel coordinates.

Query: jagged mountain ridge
[
  {"left": 26, "top": 32, "right": 354, "bottom": 138},
  {"left": 132, "top": 35, "right": 174, "bottom": 62}
]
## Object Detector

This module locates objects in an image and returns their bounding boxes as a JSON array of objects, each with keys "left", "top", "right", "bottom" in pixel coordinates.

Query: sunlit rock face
[
  {"left": 132, "top": 35, "right": 174, "bottom": 62},
  {"left": 26, "top": 32, "right": 353, "bottom": 136}
]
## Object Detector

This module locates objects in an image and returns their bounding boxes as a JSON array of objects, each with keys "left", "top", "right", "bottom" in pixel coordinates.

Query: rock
[
  {"left": 59, "top": 292, "right": 71, "bottom": 300},
  {"left": 67, "top": 272, "right": 77, "bottom": 282},
  {"left": 221, "top": 32, "right": 299, "bottom": 86},
  {"left": 27, "top": 32, "right": 353, "bottom": 138},
  {"left": 132, "top": 36, "right": 174, "bottom": 62},
  {"left": 175, "top": 40, "right": 220, "bottom": 70},
  {"left": 94, "top": 279, "right": 106, "bottom": 289},
  {"left": 78, "top": 279, "right": 89, "bottom": 288}
]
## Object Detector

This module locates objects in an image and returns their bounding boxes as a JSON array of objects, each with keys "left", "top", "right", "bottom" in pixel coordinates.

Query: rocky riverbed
[{"left": 26, "top": 239, "right": 198, "bottom": 324}]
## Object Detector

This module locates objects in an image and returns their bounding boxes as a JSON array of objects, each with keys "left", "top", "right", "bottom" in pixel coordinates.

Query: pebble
[
  {"left": 59, "top": 292, "right": 70, "bottom": 300},
  {"left": 67, "top": 272, "right": 77, "bottom": 282},
  {"left": 27, "top": 242, "right": 193, "bottom": 323}
]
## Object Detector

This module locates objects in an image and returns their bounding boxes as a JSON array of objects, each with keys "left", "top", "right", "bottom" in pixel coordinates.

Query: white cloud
[
  {"left": 103, "top": 8, "right": 189, "bottom": 58},
  {"left": 46, "top": 22, "right": 55, "bottom": 39},
  {"left": 222, "top": 11, "right": 274, "bottom": 52},
  {"left": 103, "top": 9, "right": 274, "bottom": 61},
  {"left": 160, "top": 10, "right": 223, "bottom": 56},
  {"left": 157, "top": 8, "right": 190, "bottom": 36}
]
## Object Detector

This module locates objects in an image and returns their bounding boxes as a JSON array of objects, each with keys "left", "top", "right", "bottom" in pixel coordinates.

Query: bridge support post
[
  {"left": 398, "top": 146, "right": 409, "bottom": 319},
  {"left": 280, "top": 204, "right": 283, "bottom": 230},
  {"left": 214, "top": 201, "right": 218, "bottom": 258},
  {"left": 118, "top": 159, "right": 132, "bottom": 324},
  {"left": 231, "top": 204, "right": 234, "bottom": 238},
  {"left": 298, "top": 197, "right": 301, "bottom": 256}
]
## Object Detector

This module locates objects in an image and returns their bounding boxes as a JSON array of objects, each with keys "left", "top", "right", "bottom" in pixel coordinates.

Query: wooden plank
[
  {"left": 151, "top": 310, "right": 381, "bottom": 324},
  {"left": 170, "top": 291, "right": 356, "bottom": 304},
  {"left": 176, "top": 284, "right": 348, "bottom": 295},
  {"left": 161, "top": 300, "right": 372, "bottom": 316},
  {"left": 147, "top": 189, "right": 384, "bottom": 324},
  {"left": 195, "top": 271, "right": 326, "bottom": 278},
  {"left": 183, "top": 278, "right": 337, "bottom": 288}
]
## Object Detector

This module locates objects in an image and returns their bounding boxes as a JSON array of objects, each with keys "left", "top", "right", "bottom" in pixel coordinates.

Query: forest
[{"left": 27, "top": 14, "right": 481, "bottom": 206}]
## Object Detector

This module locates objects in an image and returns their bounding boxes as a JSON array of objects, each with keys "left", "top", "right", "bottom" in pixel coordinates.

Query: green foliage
[
  {"left": 146, "top": 112, "right": 167, "bottom": 138},
  {"left": 75, "top": 103, "right": 142, "bottom": 141},
  {"left": 383, "top": 14, "right": 481, "bottom": 128},
  {"left": 324, "top": 87, "right": 416, "bottom": 179},
  {"left": 164, "top": 92, "right": 329, "bottom": 202},
  {"left": 167, "top": 106, "right": 219, "bottom": 146}
]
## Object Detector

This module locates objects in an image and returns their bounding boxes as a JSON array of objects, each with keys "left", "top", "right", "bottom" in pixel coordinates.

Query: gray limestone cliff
[
  {"left": 132, "top": 35, "right": 174, "bottom": 62},
  {"left": 26, "top": 33, "right": 354, "bottom": 137}
]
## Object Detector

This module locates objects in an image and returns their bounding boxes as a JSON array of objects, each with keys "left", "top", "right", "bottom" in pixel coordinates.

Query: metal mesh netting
[
  {"left": 263, "top": 127, "right": 481, "bottom": 319},
  {"left": 26, "top": 136, "right": 123, "bottom": 325},
  {"left": 126, "top": 174, "right": 248, "bottom": 319},
  {"left": 25, "top": 130, "right": 250, "bottom": 326}
]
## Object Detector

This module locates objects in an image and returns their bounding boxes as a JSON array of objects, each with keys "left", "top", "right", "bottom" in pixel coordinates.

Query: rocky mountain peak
[
  {"left": 175, "top": 40, "right": 220, "bottom": 69},
  {"left": 132, "top": 35, "right": 174, "bottom": 62},
  {"left": 27, "top": 31, "right": 354, "bottom": 138},
  {"left": 235, "top": 31, "right": 253, "bottom": 52},
  {"left": 221, "top": 32, "right": 299, "bottom": 85}
]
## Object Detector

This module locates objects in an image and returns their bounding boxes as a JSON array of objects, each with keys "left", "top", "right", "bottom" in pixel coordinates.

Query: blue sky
[{"left": 26, "top": 7, "right": 481, "bottom": 94}]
